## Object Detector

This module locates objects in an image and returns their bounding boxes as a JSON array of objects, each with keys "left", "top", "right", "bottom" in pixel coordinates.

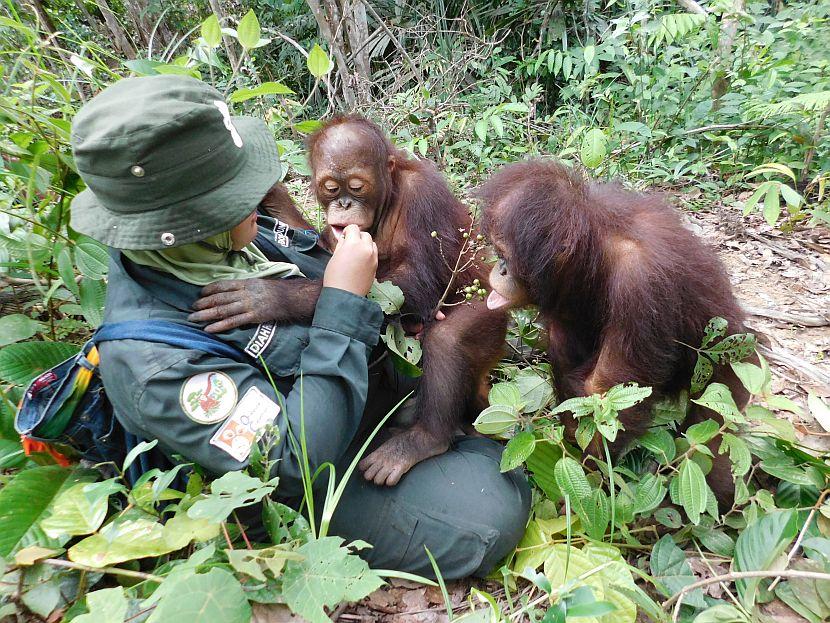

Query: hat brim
[{"left": 70, "top": 116, "right": 281, "bottom": 250}]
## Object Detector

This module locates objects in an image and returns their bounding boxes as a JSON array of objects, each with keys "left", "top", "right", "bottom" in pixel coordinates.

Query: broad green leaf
[
  {"left": 719, "top": 433, "right": 751, "bottom": 476},
  {"left": 677, "top": 458, "right": 710, "bottom": 524},
  {"left": 513, "top": 367, "right": 554, "bottom": 412},
  {"left": 639, "top": 429, "right": 676, "bottom": 464},
  {"left": 147, "top": 568, "right": 250, "bottom": 623},
  {"left": 73, "top": 587, "right": 127, "bottom": 623},
  {"left": 775, "top": 559, "right": 830, "bottom": 621},
  {"left": 40, "top": 481, "right": 111, "bottom": 538},
  {"left": 79, "top": 278, "right": 106, "bottom": 328},
  {"left": 367, "top": 280, "right": 405, "bottom": 314},
  {"left": 500, "top": 431, "right": 536, "bottom": 472},
  {"left": 708, "top": 334, "right": 757, "bottom": 362},
  {"left": 575, "top": 418, "right": 597, "bottom": 450},
  {"left": 692, "top": 604, "right": 750, "bottom": 622},
  {"left": 307, "top": 43, "right": 332, "bottom": 78},
  {"left": 123, "top": 59, "right": 165, "bottom": 75},
  {"left": 554, "top": 457, "right": 592, "bottom": 501},
  {"left": 605, "top": 383, "right": 652, "bottom": 411},
  {"left": 654, "top": 507, "right": 682, "bottom": 528},
  {"left": 282, "top": 536, "right": 383, "bottom": 623},
  {"left": 730, "top": 361, "right": 766, "bottom": 395},
  {"left": 0, "top": 341, "right": 78, "bottom": 386},
  {"left": 229, "top": 81, "right": 295, "bottom": 103},
  {"left": 294, "top": 119, "right": 323, "bottom": 133},
  {"left": 201, "top": 14, "right": 222, "bottom": 48},
  {"left": 701, "top": 317, "right": 728, "bottom": 347},
  {"left": 123, "top": 439, "right": 158, "bottom": 472},
  {"left": 74, "top": 236, "right": 109, "bottom": 280},
  {"left": 0, "top": 314, "right": 42, "bottom": 347},
  {"left": 779, "top": 183, "right": 802, "bottom": 208},
  {"left": 0, "top": 466, "right": 94, "bottom": 557},
  {"left": 473, "top": 404, "right": 519, "bottom": 435},
  {"left": 188, "top": 472, "right": 279, "bottom": 524},
  {"left": 56, "top": 245, "right": 79, "bottom": 298},
  {"left": 381, "top": 323, "right": 422, "bottom": 367},
  {"left": 489, "top": 114, "right": 504, "bottom": 137},
  {"left": 525, "top": 441, "right": 562, "bottom": 501},
  {"left": 550, "top": 396, "right": 594, "bottom": 417},
  {"left": 583, "top": 489, "right": 610, "bottom": 540},
  {"left": 633, "top": 473, "right": 667, "bottom": 514},
  {"left": 580, "top": 128, "right": 607, "bottom": 169},
  {"left": 685, "top": 419, "right": 720, "bottom": 445},
  {"left": 583, "top": 44, "right": 596, "bottom": 66},
  {"left": 489, "top": 381, "right": 523, "bottom": 409},
  {"left": 692, "top": 383, "right": 743, "bottom": 423},
  {"left": 474, "top": 118, "right": 488, "bottom": 142},
  {"left": 694, "top": 528, "right": 735, "bottom": 557},
  {"left": 650, "top": 535, "right": 707, "bottom": 608},
  {"left": 734, "top": 509, "right": 798, "bottom": 608},
  {"left": 691, "top": 356, "right": 713, "bottom": 394},
  {"left": 763, "top": 185, "right": 781, "bottom": 226},
  {"left": 236, "top": 10, "right": 260, "bottom": 50}
]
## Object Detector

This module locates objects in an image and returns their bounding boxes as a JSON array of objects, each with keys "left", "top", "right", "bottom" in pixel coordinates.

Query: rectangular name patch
[
  {"left": 273, "top": 219, "right": 291, "bottom": 247},
  {"left": 244, "top": 322, "right": 276, "bottom": 358},
  {"left": 209, "top": 386, "right": 280, "bottom": 462}
]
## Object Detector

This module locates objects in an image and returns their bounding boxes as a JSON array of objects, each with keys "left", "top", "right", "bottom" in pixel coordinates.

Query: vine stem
[
  {"left": 38, "top": 558, "right": 163, "bottom": 583},
  {"left": 665, "top": 569, "right": 830, "bottom": 619}
]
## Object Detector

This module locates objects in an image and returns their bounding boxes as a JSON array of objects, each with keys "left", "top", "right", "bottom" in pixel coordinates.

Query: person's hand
[
  {"left": 323, "top": 224, "right": 378, "bottom": 297},
  {"left": 189, "top": 278, "right": 322, "bottom": 333}
]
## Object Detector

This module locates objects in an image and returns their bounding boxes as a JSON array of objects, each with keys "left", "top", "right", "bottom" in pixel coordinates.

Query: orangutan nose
[{"left": 338, "top": 197, "right": 353, "bottom": 209}]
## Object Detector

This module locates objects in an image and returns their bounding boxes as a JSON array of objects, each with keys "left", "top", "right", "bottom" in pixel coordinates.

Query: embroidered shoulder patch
[
  {"left": 179, "top": 371, "right": 238, "bottom": 424},
  {"left": 209, "top": 386, "right": 281, "bottom": 462},
  {"left": 273, "top": 219, "right": 291, "bottom": 247},
  {"left": 244, "top": 322, "right": 276, "bottom": 358}
]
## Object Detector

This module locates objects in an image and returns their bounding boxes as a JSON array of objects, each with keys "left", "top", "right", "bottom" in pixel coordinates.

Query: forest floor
[{"left": 270, "top": 183, "right": 830, "bottom": 623}]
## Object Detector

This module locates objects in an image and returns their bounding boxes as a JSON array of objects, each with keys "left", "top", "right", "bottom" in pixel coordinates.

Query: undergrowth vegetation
[{"left": 0, "top": 0, "right": 829, "bottom": 621}]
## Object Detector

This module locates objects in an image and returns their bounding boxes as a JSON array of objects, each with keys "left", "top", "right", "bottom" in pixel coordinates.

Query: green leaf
[
  {"left": 775, "top": 559, "right": 830, "bottom": 621},
  {"left": 236, "top": 9, "right": 260, "bottom": 50},
  {"left": 701, "top": 317, "right": 728, "bottom": 348},
  {"left": 691, "top": 356, "right": 713, "bottom": 394},
  {"left": 56, "top": 245, "right": 79, "bottom": 299},
  {"left": 489, "top": 114, "right": 504, "bottom": 137},
  {"left": 201, "top": 14, "right": 222, "bottom": 48},
  {"left": 605, "top": 383, "right": 653, "bottom": 411},
  {"left": 694, "top": 528, "right": 735, "bottom": 557},
  {"left": 580, "top": 128, "right": 607, "bottom": 169},
  {"left": 513, "top": 367, "right": 554, "bottom": 412},
  {"left": 488, "top": 381, "right": 522, "bottom": 409},
  {"left": 473, "top": 404, "right": 519, "bottom": 435},
  {"left": 692, "top": 383, "right": 744, "bottom": 423},
  {"left": 187, "top": 471, "right": 279, "bottom": 523},
  {"left": 0, "top": 466, "right": 94, "bottom": 557},
  {"left": 734, "top": 509, "right": 798, "bottom": 607},
  {"left": 367, "top": 280, "right": 405, "bottom": 314},
  {"left": 719, "top": 433, "right": 751, "bottom": 476},
  {"left": 685, "top": 419, "right": 720, "bottom": 445},
  {"left": 550, "top": 396, "right": 595, "bottom": 417},
  {"left": 147, "top": 568, "right": 250, "bottom": 623},
  {"left": 763, "top": 185, "right": 781, "bottom": 226},
  {"left": 79, "top": 278, "right": 106, "bottom": 328},
  {"left": 474, "top": 118, "right": 488, "bottom": 142},
  {"left": 692, "top": 604, "right": 750, "bottom": 622},
  {"left": 554, "top": 457, "right": 592, "bottom": 501},
  {"left": 381, "top": 324, "right": 422, "bottom": 376},
  {"left": 282, "top": 536, "right": 383, "bottom": 623},
  {"left": 500, "top": 431, "right": 536, "bottom": 472},
  {"left": 676, "top": 458, "right": 710, "bottom": 524},
  {"left": 74, "top": 236, "right": 109, "bottom": 280},
  {"left": 654, "top": 507, "right": 682, "bottom": 528},
  {"left": 73, "top": 587, "right": 127, "bottom": 623},
  {"left": 730, "top": 361, "right": 766, "bottom": 395},
  {"left": 40, "top": 481, "right": 110, "bottom": 538},
  {"left": 123, "top": 59, "right": 165, "bottom": 75},
  {"left": 525, "top": 441, "right": 562, "bottom": 501},
  {"left": 294, "top": 119, "right": 323, "bottom": 133},
  {"left": 779, "top": 183, "right": 802, "bottom": 208},
  {"left": 0, "top": 341, "right": 78, "bottom": 386},
  {"left": 583, "top": 44, "right": 596, "bottom": 66},
  {"left": 708, "top": 334, "right": 757, "bottom": 362},
  {"left": 0, "top": 314, "right": 42, "bottom": 347},
  {"left": 307, "top": 43, "right": 332, "bottom": 78},
  {"left": 123, "top": 439, "right": 158, "bottom": 472},
  {"left": 633, "top": 473, "right": 667, "bottom": 514},
  {"left": 808, "top": 393, "right": 830, "bottom": 433},
  {"left": 229, "top": 82, "right": 295, "bottom": 103},
  {"left": 650, "top": 535, "right": 707, "bottom": 608},
  {"left": 639, "top": 429, "right": 676, "bottom": 464}
]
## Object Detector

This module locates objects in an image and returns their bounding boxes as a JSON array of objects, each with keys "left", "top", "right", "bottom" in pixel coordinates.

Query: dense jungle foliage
[{"left": 0, "top": 0, "right": 829, "bottom": 621}]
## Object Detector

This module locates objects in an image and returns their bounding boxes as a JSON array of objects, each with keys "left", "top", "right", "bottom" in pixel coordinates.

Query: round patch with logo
[{"left": 179, "top": 371, "right": 238, "bottom": 424}]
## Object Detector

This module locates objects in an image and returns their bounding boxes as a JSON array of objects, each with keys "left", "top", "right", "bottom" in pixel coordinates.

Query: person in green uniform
[{"left": 69, "top": 74, "right": 530, "bottom": 579}]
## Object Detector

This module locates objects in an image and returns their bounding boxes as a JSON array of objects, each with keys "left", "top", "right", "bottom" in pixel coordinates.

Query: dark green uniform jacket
[{"left": 100, "top": 214, "right": 530, "bottom": 579}]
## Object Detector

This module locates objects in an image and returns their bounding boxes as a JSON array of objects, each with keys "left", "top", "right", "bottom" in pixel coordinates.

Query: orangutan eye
[
  {"left": 348, "top": 179, "right": 365, "bottom": 193},
  {"left": 323, "top": 181, "right": 339, "bottom": 194}
]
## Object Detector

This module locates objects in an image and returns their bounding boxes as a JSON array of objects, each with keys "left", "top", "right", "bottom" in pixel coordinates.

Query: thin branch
[
  {"left": 360, "top": 0, "right": 426, "bottom": 94},
  {"left": 39, "top": 558, "right": 164, "bottom": 583},
  {"left": 768, "top": 489, "right": 829, "bottom": 591}
]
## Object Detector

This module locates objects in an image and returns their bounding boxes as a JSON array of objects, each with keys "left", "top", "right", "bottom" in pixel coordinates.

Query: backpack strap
[{"left": 94, "top": 320, "right": 247, "bottom": 363}]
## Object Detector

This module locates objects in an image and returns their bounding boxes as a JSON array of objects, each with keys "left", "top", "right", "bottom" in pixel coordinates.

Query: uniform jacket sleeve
[{"left": 105, "top": 287, "right": 382, "bottom": 498}]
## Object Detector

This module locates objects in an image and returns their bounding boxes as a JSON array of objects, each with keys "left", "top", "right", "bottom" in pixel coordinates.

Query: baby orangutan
[{"left": 475, "top": 160, "right": 750, "bottom": 506}]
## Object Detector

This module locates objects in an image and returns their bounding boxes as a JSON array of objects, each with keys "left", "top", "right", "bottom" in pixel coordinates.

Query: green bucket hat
[{"left": 70, "top": 74, "right": 281, "bottom": 250}]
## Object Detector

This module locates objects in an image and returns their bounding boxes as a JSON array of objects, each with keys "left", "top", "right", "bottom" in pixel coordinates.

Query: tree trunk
[
  {"left": 711, "top": 0, "right": 745, "bottom": 110},
  {"left": 207, "top": 0, "right": 239, "bottom": 69},
  {"left": 345, "top": 0, "right": 370, "bottom": 82},
  {"left": 24, "top": 0, "right": 58, "bottom": 35},
  {"left": 72, "top": 0, "right": 105, "bottom": 35},
  {"left": 94, "top": 0, "right": 136, "bottom": 58},
  {"left": 306, "top": 0, "right": 357, "bottom": 108}
]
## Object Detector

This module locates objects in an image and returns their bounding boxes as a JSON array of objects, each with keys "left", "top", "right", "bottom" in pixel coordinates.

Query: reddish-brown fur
[{"left": 476, "top": 160, "right": 750, "bottom": 505}]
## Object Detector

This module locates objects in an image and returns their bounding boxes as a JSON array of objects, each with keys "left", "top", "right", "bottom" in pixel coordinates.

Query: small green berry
[
  {"left": 462, "top": 232, "right": 469, "bottom": 239},
  {"left": 473, "top": 278, "right": 480, "bottom": 285},
  {"left": 464, "top": 286, "right": 473, "bottom": 294},
  {"left": 476, "top": 234, "right": 484, "bottom": 241},
  {"left": 478, "top": 288, "right": 486, "bottom": 296},
  {"left": 465, "top": 293, "right": 473, "bottom": 300}
]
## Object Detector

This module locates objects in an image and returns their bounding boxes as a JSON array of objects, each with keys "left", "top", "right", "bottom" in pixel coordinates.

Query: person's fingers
[
  {"left": 359, "top": 231, "right": 372, "bottom": 244},
  {"left": 343, "top": 224, "right": 361, "bottom": 240},
  {"left": 189, "top": 301, "right": 246, "bottom": 323},
  {"left": 200, "top": 279, "right": 244, "bottom": 297},
  {"left": 204, "top": 312, "right": 257, "bottom": 333}
]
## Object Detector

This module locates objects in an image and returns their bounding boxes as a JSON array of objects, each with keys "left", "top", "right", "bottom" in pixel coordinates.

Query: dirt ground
[{"left": 271, "top": 184, "right": 830, "bottom": 623}]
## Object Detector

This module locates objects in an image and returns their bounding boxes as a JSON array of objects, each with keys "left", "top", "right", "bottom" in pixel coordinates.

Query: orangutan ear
[{"left": 388, "top": 155, "right": 396, "bottom": 175}]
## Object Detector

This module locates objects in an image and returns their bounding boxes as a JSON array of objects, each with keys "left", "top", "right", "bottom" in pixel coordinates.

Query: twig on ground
[
  {"left": 758, "top": 344, "right": 830, "bottom": 390},
  {"left": 745, "top": 305, "right": 830, "bottom": 327},
  {"left": 768, "top": 489, "right": 829, "bottom": 591}
]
